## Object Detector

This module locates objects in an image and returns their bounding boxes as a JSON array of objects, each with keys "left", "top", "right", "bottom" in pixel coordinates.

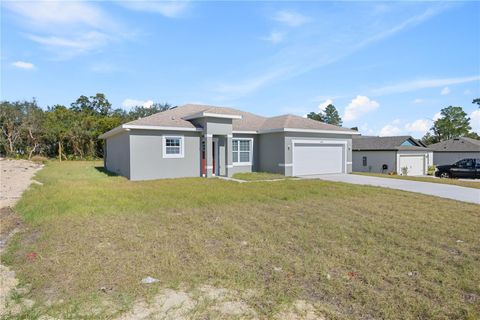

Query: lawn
[
  {"left": 2, "top": 161, "right": 479, "bottom": 319},
  {"left": 353, "top": 172, "right": 480, "bottom": 189},
  {"left": 232, "top": 172, "right": 291, "bottom": 181}
]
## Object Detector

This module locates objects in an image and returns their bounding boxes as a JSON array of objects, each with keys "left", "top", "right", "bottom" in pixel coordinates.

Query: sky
[{"left": 1, "top": 0, "right": 479, "bottom": 138}]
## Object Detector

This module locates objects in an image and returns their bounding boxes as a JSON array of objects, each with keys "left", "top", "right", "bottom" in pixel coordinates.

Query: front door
[{"left": 201, "top": 137, "right": 219, "bottom": 176}]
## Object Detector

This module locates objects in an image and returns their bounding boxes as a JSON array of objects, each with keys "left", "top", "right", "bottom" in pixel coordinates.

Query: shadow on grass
[{"left": 94, "top": 166, "right": 119, "bottom": 177}]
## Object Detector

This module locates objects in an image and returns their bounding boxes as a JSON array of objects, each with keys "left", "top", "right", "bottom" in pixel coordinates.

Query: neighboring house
[
  {"left": 99, "top": 104, "right": 359, "bottom": 180},
  {"left": 352, "top": 136, "right": 432, "bottom": 176},
  {"left": 428, "top": 137, "right": 480, "bottom": 165}
]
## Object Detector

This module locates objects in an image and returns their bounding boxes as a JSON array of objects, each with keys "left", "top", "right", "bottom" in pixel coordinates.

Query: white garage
[
  {"left": 292, "top": 141, "right": 346, "bottom": 176},
  {"left": 398, "top": 155, "right": 425, "bottom": 176}
]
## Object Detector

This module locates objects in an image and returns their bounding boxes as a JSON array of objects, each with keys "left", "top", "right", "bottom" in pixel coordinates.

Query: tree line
[
  {"left": 306, "top": 101, "right": 479, "bottom": 144},
  {"left": 0, "top": 94, "right": 172, "bottom": 160}
]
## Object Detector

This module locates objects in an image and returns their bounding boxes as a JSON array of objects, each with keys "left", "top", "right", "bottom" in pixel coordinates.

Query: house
[
  {"left": 99, "top": 104, "right": 359, "bottom": 180},
  {"left": 428, "top": 137, "right": 480, "bottom": 165},
  {"left": 352, "top": 135, "right": 433, "bottom": 175}
]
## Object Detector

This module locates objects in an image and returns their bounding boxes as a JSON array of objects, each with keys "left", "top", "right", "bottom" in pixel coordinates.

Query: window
[
  {"left": 163, "top": 136, "right": 184, "bottom": 158},
  {"left": 401, "top": 139, "right": 416, "bottom": 146},
  {"left": 362, "top": 156, "right": 367, "bottom": 166},
  {"left": 232, "top": 139, "right": 252, "bottom": 165},
  {"left": 457, "top": 159, "right": 474, "bottom": 169}
]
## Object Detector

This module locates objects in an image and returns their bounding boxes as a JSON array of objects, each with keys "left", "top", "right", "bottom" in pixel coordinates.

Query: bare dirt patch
[{"left": 0, "top": 158, "right": 43, "bottom": 317}]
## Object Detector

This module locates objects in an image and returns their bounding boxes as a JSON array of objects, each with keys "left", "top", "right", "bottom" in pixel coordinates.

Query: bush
[{"left": 427, "top": 165, "right": 436, "bottom": 176}]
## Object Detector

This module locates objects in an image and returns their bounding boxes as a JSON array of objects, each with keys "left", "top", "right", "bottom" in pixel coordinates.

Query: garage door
[
  {"left": 293, "top": 143, "right": 344, "bottom": 176},
  {"left": 399, "top": 156, "right": 424, "bottom": 176}
]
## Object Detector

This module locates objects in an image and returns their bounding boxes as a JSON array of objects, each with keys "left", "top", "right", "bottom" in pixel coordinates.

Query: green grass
[
  {"left": 353, "top": 171, "right": 480, "bottom": 189},
  {"left": 3, "top": 161, "right": 480, "bottom": 319},
  {"left": 232, "top": 172, "right": 291, "bottom": 181}
]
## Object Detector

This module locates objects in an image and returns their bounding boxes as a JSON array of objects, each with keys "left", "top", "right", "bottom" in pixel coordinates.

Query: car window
[
  {"left": 457, "top": 159, "right": 474, "bottom": 169},
  {"left": 476, "top": 159, "right": 480, "bottom": 169}
]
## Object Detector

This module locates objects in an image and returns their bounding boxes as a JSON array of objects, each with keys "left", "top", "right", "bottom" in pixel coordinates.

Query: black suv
[{"left": 435, "top": 158, "right": 480, "bottom": 179}]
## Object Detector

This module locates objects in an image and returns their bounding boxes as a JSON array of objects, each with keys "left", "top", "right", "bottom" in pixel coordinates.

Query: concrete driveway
[{"left": 300, "top": 174, "right": 480, "bottom": 205}]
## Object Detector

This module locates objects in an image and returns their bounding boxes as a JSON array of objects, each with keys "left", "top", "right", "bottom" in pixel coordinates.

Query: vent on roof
[{"left": 171, "top": 116, "right": 176, "bottom": 120}]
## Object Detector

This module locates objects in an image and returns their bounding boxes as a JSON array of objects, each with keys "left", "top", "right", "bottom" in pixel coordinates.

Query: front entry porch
[{"left": 201, "top": 134, "right": 233, "bottom": 177}]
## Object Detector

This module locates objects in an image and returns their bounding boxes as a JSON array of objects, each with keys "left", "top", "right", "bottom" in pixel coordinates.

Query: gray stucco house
[
  {"left": 428, "top": 137, "right": 480, "bottom": 165},
  {"left": 99, "top": 104, "right": 359, "bottom": 180},
  {"left": 352, "top": 136, "right": 433, "bottom": 175}
]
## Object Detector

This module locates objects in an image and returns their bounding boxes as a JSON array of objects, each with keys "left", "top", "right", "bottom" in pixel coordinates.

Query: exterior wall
[
  {"left": 230, "top": 133, "right": 258, "bottom": 174},
  {"left": 105, "top": 131, "right": 130, "bottom": 178},
  {"left": 352, "top": 150, "right": 397, "bottom": 173},
  {"left": 284, "top": 133, "right": 353, "bottom": 176},
  {"left": 396, "top": 150, "right": 429, "bottom": 175},
  {"left": 204, "top": 117, "right": 233, "bottom": 135},
  {"left": 258, "top": 133, "right": 286, "bottom": 174},
  {"left": 433, "top": 152, "right": 480, "bottom": 166},
  {"left": 129, "top": 129, "right": 201, "bottom": 180}
]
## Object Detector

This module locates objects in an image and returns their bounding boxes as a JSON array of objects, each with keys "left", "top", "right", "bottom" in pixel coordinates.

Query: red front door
[{"left": 201, "top": 139, "right": 216, "bottom": 176}]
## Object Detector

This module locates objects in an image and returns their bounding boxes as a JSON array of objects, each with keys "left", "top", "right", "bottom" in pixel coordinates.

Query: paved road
[{"left": 300, "top": 174, "right": 480, "bottom": 205}]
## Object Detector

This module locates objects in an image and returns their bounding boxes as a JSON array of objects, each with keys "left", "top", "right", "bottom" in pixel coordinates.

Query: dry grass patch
[
  {"left": 2, "top": 161, "right": 479, "bottom": 319},
  {"left": 353, "top": 172, "right": 480, "bottom": 189}
]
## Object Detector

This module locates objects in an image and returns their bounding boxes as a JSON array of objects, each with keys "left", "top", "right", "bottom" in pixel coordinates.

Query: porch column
[
  {"left": 205, "top": 134, "right": 214, "bottom": 177},
  {"left": 226, "top": 134, "right": 233, "bottom": 177}
]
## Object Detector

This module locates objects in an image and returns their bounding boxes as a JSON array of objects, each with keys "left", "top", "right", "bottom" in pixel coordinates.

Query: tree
[
  {"left": 473, "top": 98, "right": 480, "bottom": 108},
  {"left": 127, "top": 103, "right": 173, "bottom": 120},
  {"left": 307, "top": 112, "right": 325, "bottom": 122},
  {"left": 45, "top": 105, "right": 75, "bottom": 161},
  {"left": 21, "top": 100, "right": 45, "bottom": 158},
  {"left": 307, "top": 104, "right": 343, "bottom": 126},
  {"left": 323, "top": 104, "right": 342, "bottom": 126},
  {"left": 0, "top": 101, "right": 24, "bottom": 156},
  {"left": 422, "top": 106, "right": 471, "bottom": 143}
]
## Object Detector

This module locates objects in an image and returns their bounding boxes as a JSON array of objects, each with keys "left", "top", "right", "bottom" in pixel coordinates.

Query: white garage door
[
  {"left": 399, "top": 156, "right": 424, "bottom": 176},
  {"left": 293, "top": 143, "right": 344, "bottom": 176}
]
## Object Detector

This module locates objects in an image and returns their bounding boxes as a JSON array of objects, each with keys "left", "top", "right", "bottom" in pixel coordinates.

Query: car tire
[{"left": 440, "top": 171, "right": 451, "bottom": 178}]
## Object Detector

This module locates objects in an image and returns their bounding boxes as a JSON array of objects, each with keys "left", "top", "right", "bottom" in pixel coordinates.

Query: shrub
[{"left": 427, "top": 165, "right": 436, "bottom": 176}]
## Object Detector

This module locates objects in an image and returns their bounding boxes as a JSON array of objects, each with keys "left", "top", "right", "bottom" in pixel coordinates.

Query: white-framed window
[
  {"left": 162, "top": 136, "right": 184, "bottom": 158},
  {"left": 232, "top": 138, "right": 252, "bottom": 165}
]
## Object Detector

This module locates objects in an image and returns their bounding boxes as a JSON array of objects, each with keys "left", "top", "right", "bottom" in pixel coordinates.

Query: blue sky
[{"left": 1, "top": 1, "right": 479, "bottom": 137}]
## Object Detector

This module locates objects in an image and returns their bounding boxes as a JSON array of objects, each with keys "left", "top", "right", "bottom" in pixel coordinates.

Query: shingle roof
[
  {"left": 352, "top": 135, "right": 429, "bottom": 151},
  {"left": 261, "top": 114, "right": 353, "bottom": 132},
  {"left": 125, "top": 104, "right": 356, "bottom": 133},
  {"left": 428, "top": 137, "right": 480, "bottom": 152}
]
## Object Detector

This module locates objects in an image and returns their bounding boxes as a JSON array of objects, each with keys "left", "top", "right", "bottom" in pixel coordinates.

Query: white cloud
[
  {"left": 379, "top": 124, "right": 402, "bottom": 136},
  {"left": 412, "top": 98, "right": 424, "bottom": 104},
  {"left": 433, "top": 112, "right": 442, "bottom": 121},
  {"left": 122, "top": 99, "right": 154, "bottom": 109},
  {"left": 262, "top": 31, "right": 284, "bottom": 44},
  {"left": 215, "top": 6, "right": 446, "bottom": 100},
  {"left": 405, "top": 119, "right": 431, "bottom": 135},
  {"left": 318, "top": 99, "right": 333, "bottom": 112},
  {"left": 372, "top": 75, "right": 480, "bottom": 96},
  {"left": 343, "top": 96, "right": 380, "bottom": 122},
  {"left": 2, "top": 0, "right": 107, "bottom": 28},
  {"left": 3, "top": 0, "right": 124, "bottom": 58},
  {"left": 12, "top": 61, "right": 35, "bottom": 70},
  {"left": 28, "top": 32, "right": 110, "bottom": 54},
  {"left": 440, "top": 86, "right": 450, "bottom": 95},
  {"left": 118, "top": 1, "right": 189, "bottom": 18},
  {"left": 273, "top": 10, "right": 310, "bottom": 27},
  {"left": 470, "top": 110, "right": 480, "bottom": 133},
  {"left": 464, "top": 89, "right": 472, "bottom": 95}
]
